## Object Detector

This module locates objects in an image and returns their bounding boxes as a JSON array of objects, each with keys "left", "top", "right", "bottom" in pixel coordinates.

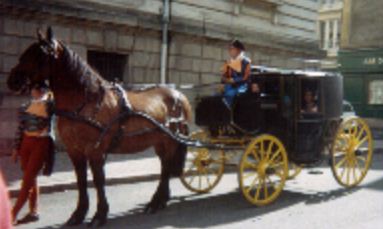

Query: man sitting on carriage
[{"left": 221, "top": 40, "right": 252, "bottom": 107}]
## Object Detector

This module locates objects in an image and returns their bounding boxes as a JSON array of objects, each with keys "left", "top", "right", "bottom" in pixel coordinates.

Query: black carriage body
[{"left": 195, "top": 70, "right": 343, "bottom": 165}]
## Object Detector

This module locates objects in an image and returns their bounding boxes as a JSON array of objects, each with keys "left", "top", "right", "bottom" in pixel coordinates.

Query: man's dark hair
[
  {"left": 231, "top": 39, "right": 245, "bottom": 51},
  {"left": 30, "top": 82, "right": 48, "bottom": 91}
]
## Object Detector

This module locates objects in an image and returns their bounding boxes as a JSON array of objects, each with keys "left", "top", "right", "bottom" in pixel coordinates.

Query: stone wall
[{"left": 341, "top": 0, "right": 383, "bottom": 49}]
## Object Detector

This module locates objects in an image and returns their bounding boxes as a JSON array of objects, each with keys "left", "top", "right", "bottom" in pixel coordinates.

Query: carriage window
[
  {"left": 87, "top": 50, "right": 127, "bottom": 82},
  {"left": 262, "top": 77, "right": 280, "bottom": 97},
  {"left": 368, "top": 80, "right": 383, "bottom": 105},
  {"left": 301, "top": 80, "right": 320, "bottom": 113}
]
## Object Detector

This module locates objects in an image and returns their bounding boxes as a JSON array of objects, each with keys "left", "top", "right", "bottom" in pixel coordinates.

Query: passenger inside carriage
[
  {"left": 301, "top": 89, "right": 318, "bottom": 113},
  {"left": 249, "top": 81, "right": 260, "bottom": 95},
  {"left": 221, "top": 39, "right": 252, "bottom": 107}
]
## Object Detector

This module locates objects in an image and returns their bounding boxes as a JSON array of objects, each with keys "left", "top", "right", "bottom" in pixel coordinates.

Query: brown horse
[{"left": 7, "top": 27, "right": 191, "bottom": 227}]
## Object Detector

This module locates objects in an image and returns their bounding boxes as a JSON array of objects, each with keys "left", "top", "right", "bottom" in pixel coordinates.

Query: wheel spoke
[
  {"left": 205, "top": 166, "right": 217, "bottom": 176},
  {"left": 188, "top": 173, "right": 196, "bottom": 185},
  {"left": 184, "top": 163, "right": 196, "bottom": 175},
  {"left": 356, "top": 156, "right": 366, "bottom": 163},
  {"left": 263, "top": 178, "right": 269, "bottom": 199},
  {"left": 266, "top": 141, "right": 274, "bottom": 160},
  {"left": 355, "top": 136, "right": 368, "bottom": 149},
  {"left": 354, "top": 157, "right": 363, "bottom": 172},
  {"left": 351, "top": 124, "right": 358, "bottom": 135},
  {"left": 251, "top": 150, "right": 261, "bottom": 162},
  {"left": 340, "top": 165, "right": 346, "bottom": 180},
  {"left": 346, "top": 163, "right": 351, "bottom": 185},
  {"left": 352, "top": 164, "right": 358, "bottom": 183},
  {"left": 355, "top": 127, "right": 365, "bottom": 140},
  {"left": 260, "top": 141, "right": 265, "bottom": 159},
  {"left": 335, "top": 157, "right": 347, "bottom": 168},
  {"left": 243, "top": 160, "right": 258, "bottom": 170},
  {"left": 205, "top": 173, "right": 212, "bottom": 186},
  {"left": 245, "top": 176, "right": 259, "bottom": 194},
  {"left": 268, "top": 150, "right": 282, "bottom": 164},
  {"left": 243, "top": 172, "right": 257, "bottom": 180},
  {"left": 270, "top": 161, "right": 284, "bottom": 169},
  {"left": 254, "top": 179, "right": 262, "bottom": 201}
]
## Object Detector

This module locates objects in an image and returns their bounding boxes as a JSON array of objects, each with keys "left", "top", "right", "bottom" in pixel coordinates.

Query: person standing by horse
[
  {"left": 11, "top": 82, "right": 55, "bottom": 224},
  {"left": 7, "top": 27, "right": 191, "bottom": 226},
  {"left": 221, "top": 40, "right": 252, "bottom": 107}
]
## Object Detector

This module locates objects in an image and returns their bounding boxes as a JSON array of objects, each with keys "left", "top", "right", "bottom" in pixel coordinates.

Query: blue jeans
[{"left": 223, "top": 83, "right": 247, "bottom": 106}]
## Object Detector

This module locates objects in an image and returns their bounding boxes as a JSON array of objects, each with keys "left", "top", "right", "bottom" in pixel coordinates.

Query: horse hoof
[
  {"left": 66, "top": 205, "right": 89, "bottom": 226},
  {"left": 144, "top": 199, "right": 167, "bottom": 214},
  {"left": 66, "top": 216, "right": 85, "bottom": 226},
  {"left": 87, "top": 218, "right": 107, "bottom": 228},
  {"left": 87, "top": 212, "right": 107, "bottom": 228}
]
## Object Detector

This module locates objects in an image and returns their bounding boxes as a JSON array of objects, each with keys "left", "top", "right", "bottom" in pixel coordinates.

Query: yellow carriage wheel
[
  {"left": 287, "top": 163, "right": 302, "bottom": 180},
  {"left": 331, "top": 117, "right": 373, "bottom": 187},
  {"left": 180, "top": 130, "right": 225, "bottom": 193},
  {"left": 238, "top": 134, "right": 288, "bottom": 206}
]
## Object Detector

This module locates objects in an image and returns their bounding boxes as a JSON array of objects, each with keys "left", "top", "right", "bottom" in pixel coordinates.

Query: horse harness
[{"left": 55, "top": 84, "right": 193, "bottom": 154}]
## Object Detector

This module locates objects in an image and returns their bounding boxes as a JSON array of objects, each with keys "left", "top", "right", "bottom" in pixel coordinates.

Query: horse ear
[
  {"left": 46, "top": 26, "right": 54, "bottom": 43},
  {"left": 37, "top": 28, "right": 44, "bottom": 41}
]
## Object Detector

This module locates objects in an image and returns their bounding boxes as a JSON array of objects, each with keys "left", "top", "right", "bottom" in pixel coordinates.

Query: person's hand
[
  {"left": 222, "top": 77, "right": 234, "bottom": 84},
  {"left": 11, "top": 149, "right": 18, "bottom": 163},
  {"left": 227, "top": 78, "right": 234, "bottom": 84},
  {"left": 218, "top": 84, "right": 225, "bottom": 93}
]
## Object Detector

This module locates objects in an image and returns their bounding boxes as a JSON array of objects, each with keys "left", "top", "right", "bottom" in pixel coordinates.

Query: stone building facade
[
  {"left": 318, "top": 0, "right": 343, "bottom": 69},
  {"left": 0, "top": 0, "right": 322, "bottom": 154}
]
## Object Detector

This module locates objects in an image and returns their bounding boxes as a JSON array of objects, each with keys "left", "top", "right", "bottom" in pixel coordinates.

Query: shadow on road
[{"left": 35, "top": 183, "right": 372, "bottom": 229}]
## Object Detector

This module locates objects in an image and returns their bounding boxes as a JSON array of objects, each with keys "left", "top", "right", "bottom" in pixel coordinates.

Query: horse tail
[
  {"left": 178, "top": 91, "right": 192, "bottom": 123},
  {"left": 168, "top": 89, "right": 191, "bottom": 176}
]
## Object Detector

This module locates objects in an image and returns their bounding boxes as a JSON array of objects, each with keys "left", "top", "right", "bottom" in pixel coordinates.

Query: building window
[
  {"left": 336, "top": 19, "right": 341, "bottom": 48},
  {"left": 328, "top": 20, "right": 334, "bottom": 49},
  {"left": 87, "top": 50, "right": 128, "bottom": 82},
  {"left": 368, "top": 80, "right": 383, "bottom": 105},
  {"left": 319, "top": 21, "right": 326, "bottom": 49}
]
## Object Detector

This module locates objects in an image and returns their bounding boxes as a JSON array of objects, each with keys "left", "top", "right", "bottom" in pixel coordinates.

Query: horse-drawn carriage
[
  {"left": 7, "top": 28, "right": 374, "bottom": 226},
  {"left": 180, "top": 68, "right": 373, "bottom": 206}
]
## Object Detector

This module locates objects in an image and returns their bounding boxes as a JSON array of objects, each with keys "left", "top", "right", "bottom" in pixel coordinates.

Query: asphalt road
[{"left": 13, "top": 153, "right": 383, "bottom": 229}]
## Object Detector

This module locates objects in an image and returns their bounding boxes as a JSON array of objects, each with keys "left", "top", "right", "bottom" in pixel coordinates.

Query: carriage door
[{"left": 293, "top": 78, "right": 325, "bottom": 164}]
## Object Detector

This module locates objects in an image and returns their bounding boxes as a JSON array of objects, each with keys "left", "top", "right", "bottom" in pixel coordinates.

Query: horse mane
[{"left": 60, "top": 42, "right": 109, "bottom": 93}]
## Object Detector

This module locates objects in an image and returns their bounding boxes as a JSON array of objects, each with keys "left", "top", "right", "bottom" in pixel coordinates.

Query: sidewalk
[{"left": 0, "top": 149, "right": 161, "bottom": 198}]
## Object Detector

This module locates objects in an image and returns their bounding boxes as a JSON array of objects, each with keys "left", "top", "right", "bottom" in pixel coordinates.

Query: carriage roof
[{"left": 251, "top": 66, "right": 340, "bottom": 78}]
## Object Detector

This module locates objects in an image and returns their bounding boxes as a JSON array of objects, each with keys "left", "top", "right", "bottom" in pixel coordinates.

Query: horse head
[{"left": 7, "top": 27, "right": 61, "bottom": 93}]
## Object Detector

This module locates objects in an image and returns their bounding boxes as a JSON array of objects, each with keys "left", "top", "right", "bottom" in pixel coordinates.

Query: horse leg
[
  {"left": 88, "top": 156, "right": 109, "bottom": 227},
  {"left": 66, "top": 155, "right": 89, "bottom": 226},
  {"left": 144, "top": 162, "right": 170, "bottom": 214},
  {"left": 144, "top": 143, "right": 173, "bottom": 214}
]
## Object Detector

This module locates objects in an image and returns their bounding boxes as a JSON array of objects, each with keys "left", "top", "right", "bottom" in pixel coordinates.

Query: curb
[{"left": 8, "top": 173, "right": 160, "bottom": 198}]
